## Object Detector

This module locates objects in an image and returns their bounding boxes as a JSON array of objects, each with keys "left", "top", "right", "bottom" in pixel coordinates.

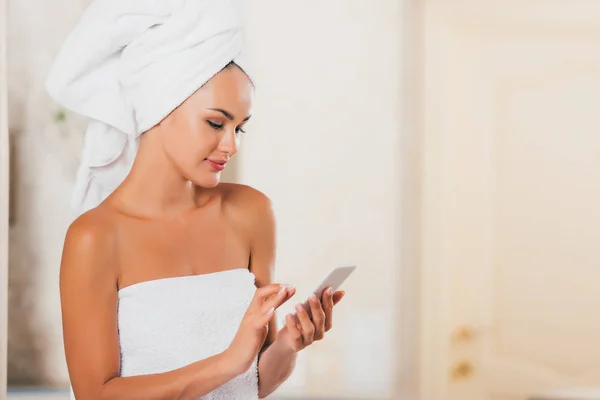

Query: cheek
[{"left": 163, "top": 123, "right": 215, "bottom": 165}]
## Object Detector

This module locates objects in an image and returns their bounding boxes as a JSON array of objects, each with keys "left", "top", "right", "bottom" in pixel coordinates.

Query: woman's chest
[{"left": 116, "top": 213, "right": 251, "bottom": 289}]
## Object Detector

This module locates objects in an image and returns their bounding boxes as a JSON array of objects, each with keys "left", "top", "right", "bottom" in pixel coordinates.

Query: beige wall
[
  {"left": 240, "top": 1, "right": 403, "bottom": 397},
  {"left": 7, "top": 0, "right": 405, "bottom": 397}
]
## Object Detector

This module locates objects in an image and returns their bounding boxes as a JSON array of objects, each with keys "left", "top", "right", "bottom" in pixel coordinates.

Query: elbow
[
  {"left": 257, "top": 379, "right": 274, "bottom": 399},
  {"left": 70, "top": 390, "right": 104, "bottom": 400},
  {"left": 257, "top": 380, "right": 284, "bottom": 399},
  {"left": 68, "top": 384, "right": 104, "bottom": 400}
]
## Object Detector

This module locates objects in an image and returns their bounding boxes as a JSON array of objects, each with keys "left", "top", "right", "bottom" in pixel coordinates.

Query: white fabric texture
[
  {"left": 46, "top": 0, "right": 252, "bottom": 215},
  {"left": 69, "top": 269, "right": 259, "bottom": 400}
]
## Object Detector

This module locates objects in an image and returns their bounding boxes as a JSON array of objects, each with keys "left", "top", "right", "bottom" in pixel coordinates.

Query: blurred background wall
[
  {"left": 6, "top": 0, "right": 89, "bottom": 387},
  {"left": 240, "top": 1, "right": 405, "bottom": 397}
]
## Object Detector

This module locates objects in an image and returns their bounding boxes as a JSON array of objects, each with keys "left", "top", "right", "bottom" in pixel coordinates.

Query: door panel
[{"left": 421, "top": 2, "right": 600, "bottom": 399}]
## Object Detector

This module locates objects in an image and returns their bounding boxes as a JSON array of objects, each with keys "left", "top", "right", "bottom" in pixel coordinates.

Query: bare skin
[{"left": 60, "top": 64, "right": 345, "bottom": 400}]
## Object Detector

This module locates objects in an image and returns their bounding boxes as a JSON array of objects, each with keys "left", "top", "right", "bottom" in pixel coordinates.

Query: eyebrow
[{"left": 208, "top": 108, "right": 251, "bottom": 122}]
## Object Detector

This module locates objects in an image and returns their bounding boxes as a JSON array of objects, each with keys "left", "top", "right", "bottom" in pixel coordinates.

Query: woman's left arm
[
  {"left": 246, "top": 189, "right": 344, "bottom": 399},
  {"left": 245, "top": 191, "right": 296, "bottom": 398}
]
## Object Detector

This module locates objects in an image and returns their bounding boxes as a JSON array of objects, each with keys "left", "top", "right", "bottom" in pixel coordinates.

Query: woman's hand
[
  {"left": 224, "top": 283, "right": 295, "bottom": 375},
  {"left": 275, "top": 287, "right": 345, "bottom": 352}
]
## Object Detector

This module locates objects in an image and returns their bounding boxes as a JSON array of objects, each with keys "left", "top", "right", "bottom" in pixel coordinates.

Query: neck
[{"left": 112, "top": 130, "right": 201, "bottom": 220}]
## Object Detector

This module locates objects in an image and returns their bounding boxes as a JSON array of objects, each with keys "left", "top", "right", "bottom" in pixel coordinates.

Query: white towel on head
[{"left": 46, "top": 0, "right": 252, "bottom": 215}]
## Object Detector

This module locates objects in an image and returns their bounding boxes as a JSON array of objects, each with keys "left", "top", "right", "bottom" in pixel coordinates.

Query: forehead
[{"left": 197, "top": 66, "right": 254, "bottom": 112}]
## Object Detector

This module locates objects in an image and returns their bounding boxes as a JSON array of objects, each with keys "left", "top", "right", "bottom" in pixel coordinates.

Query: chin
[{"left": 191, "top": 173, "right": 221, "bottom": 188}]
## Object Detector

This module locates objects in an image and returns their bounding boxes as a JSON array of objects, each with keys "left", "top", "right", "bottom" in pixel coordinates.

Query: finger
[
  {"left": 283, "top": 286, "right": 297, "bottom": 302},
  {"left": 295, "top": 303, "right": 315, "bottom": 344},
  {"left": 261, "top": 285, "right": 293, "bottom": 313},
  {"left": 263, "top": 285, "right": 296, "bottom": 311},
  {"left": 333, "top": 290, "right": 345, "bottom": 305},
  {"left": 255, "top": 307, "right": 275, "bottom": 328},
  {"left": 308, "top": 294, "right": 326, "bottom": 340},
  {"left": 322, "top": 287, "right": 334, "bottom": 331},
  {"left": 252, "top": 284, "right": 286, "bottom": 307},
  {"left": 285, "top": 314, "right": 303, "bottom": 341}
]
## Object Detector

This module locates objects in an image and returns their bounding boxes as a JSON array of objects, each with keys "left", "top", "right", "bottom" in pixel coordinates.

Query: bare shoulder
[
  {"left": 217, "top": 183, "right": 274, "bottom": 224},
  {"left": 217, "top": 184, "right": 276, "bottom": 286},
  {"left": 61, "top": 206, "right": 119, "bottom": 292},
  {"left": 64, "top": 206, "right": 118, "bottom": 254}
]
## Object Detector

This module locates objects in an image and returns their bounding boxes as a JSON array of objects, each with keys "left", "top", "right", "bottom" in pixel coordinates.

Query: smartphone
[{"left": 294, "top": 264, "right": 357, "bottom": 318}]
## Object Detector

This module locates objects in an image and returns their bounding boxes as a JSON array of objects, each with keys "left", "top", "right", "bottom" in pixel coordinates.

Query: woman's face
[{"left": 158, "top": 64, "right": 254, "bottom": 187}]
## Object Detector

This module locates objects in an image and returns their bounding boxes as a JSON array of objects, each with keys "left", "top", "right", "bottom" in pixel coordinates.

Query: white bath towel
[
  {"left": 68, "top": 269, "right": 259, "bottom": 399},
  {"left": 46, "top": 0, "right": 252, "bottom": 215}
]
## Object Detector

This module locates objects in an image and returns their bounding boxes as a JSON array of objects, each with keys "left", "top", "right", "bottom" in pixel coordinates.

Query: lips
[{"left": 206, "top": 159, "right": 227, "bottom": 171}]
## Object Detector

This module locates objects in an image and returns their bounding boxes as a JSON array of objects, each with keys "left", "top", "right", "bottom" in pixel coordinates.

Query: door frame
[
  {"left": 392, "top": 0, "right": 428, "bottom": 399},
  {"left": 1, "top": 0, "right": 9, "bottom": 395},
  {"left": 415, "top": 2, "right": 484, "bottom": 398},
  {"left": 403, "top": 1, "right": 474, "bottom": 398}
]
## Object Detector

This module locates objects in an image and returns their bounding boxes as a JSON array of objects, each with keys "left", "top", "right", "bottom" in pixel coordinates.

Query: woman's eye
[
  {"left": 207, "top": 120, "right": 223, "bottom": 130},
  {"left": 236, "top": 127, "right": 247, "bottom": 134}
]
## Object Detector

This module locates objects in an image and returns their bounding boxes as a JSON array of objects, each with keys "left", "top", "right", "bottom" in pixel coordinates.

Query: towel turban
[{"left": 46, "top": 0, "right": 252, "bottom": 215}]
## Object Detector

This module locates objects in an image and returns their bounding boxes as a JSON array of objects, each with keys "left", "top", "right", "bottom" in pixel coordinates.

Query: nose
[{"left": 218, "top": 128, "right": 239, "bottom": 157}]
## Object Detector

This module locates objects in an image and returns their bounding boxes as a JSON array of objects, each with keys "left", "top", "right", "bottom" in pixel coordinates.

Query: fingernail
[
  {"left": 267, "top": 307, "right": 275, "bottom": 316},
  {"left": 296, "top": 304, "right": 304, "bottom": 313},
  {"left": 327, "top": 287, "right": 334, "bottom": 295},
  {"left": 279, "top": 285, "right": 286, "bottom": 293},
  {"left": 310, "top": 294, "right": 318, "bottom": 302},
  {"left": 287, "top": 284, "right": 295, "bottom": 290}
]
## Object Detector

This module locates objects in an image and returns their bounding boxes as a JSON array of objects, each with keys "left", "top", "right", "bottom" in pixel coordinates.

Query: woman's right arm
[{"left": 60, "top": 213, "right": 290, "bottom": 400}]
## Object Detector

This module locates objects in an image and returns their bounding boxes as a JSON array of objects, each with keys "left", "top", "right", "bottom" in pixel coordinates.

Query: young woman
[{"left": 46, "top": 0, "right": 345, "bottom": 399}]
